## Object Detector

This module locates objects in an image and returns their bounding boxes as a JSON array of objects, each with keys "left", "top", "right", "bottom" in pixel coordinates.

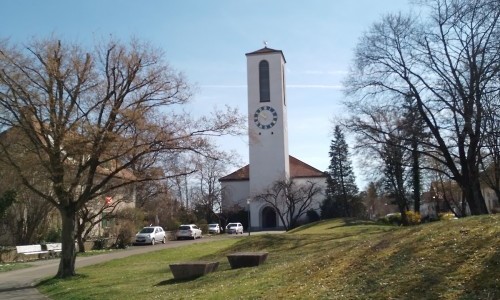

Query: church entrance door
[{"left": 261, "top": 206, "right": 277, "bottom": 228}]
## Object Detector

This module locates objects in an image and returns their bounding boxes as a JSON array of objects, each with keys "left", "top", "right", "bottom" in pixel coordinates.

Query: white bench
[
  {"left": 16, "top": 245, "right": 49, "bottom": 259},
  {"left": 45, "top": 243, "right": 62, "bottom": 253}
]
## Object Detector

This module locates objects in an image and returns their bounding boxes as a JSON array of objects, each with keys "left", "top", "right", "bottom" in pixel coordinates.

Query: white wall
[
  {"left": 294, "top": 177, "right": 327, "bottom": 214},
  {"left": 247, "top": 51, "right": 289, "bottom": 198},
  {"left": 222, "top": 176, "right": 327, "bottom": 230}
]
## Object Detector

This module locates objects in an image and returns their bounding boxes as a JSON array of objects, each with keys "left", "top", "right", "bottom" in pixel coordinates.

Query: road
[{"left": 0, "top": 235, "right": 233, "bottom": 300}]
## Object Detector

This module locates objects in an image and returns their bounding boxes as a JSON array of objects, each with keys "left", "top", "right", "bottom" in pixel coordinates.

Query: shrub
[
  {"left": 198, "top": 223, "right": 208, "bottom": 234},
  {"left": 114, "top": 222, "right": 135, "bottom": 249},
  {"left": 92, "top": 238, "right": 108, "bottom": 250},
  {"left": 377, "top": 216, "right": 388, "bottom": 224},
  {"left": 115, "top": 207, "right": 144, "bottom": 230},
  {"left": 44, "top": 228, "right": 62, "bottom": 242},
  {"left": 381, "top": 213, "right": 402, "bottom": 225},
  {"left": 306, "top": 209, "right": 320, "bottom": 222},
  {"left": 439, "top": 212, "right": 456, "bottom": 221},
  {"left": 405, "top": 211, "right": 421, "bottom": 225}
]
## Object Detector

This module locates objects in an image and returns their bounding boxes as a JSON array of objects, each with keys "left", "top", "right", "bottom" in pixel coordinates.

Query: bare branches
[
  {"left": 0, "top": 37, "right": 244, "bottom": 277},
  {"left": 253, "top": 179, "right": 322, "bottom": 231},
  {"left": 344, "top": 0, "right": 498, "bottom": 215}
]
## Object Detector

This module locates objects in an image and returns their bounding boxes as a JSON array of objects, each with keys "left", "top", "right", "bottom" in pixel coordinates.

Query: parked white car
[
  {"left": 226, "top": 222, "right": 244, "bottom": 234},
  {"left": 176, "top": 224, "right": 203, "bottom": 240},
  {"left": 208, "top": 224, "right": 221, "bottom": 234},
  {"left": 134, "top": 226, "right": 166, "bottom": 245}
]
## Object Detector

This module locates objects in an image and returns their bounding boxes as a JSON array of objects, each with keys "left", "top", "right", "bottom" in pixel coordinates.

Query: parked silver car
[
  {"left": 134, "top": 226, "right": 166, "bottom": 245},
  {"left": 176, "top": 224, "right": 202, "bottom": 240},
  {"left": 226, "top": 222, "right": 244, "bottom": 234}
]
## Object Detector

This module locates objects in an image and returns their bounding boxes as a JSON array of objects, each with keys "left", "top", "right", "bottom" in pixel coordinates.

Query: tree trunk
[
  {"left": 412, "top": 145, "right": 421, "bottom": 213},
  {"left": 56, "top": 207, "right": 77, "bottom": 278},
  {"left": 461, "top": 177, "right": 489, "bottom": 215},
  {"left": 76, "top": 235, "right": 86, "bottom": 253},
  {"left": 400, "top": 210, "right": 409, "bottom": 226},
  {"left": 75, "top": 219, "right": 86, "bottom": 253},
  {"left": 395, "top": 190, "right": 410, "bottom": 226}
]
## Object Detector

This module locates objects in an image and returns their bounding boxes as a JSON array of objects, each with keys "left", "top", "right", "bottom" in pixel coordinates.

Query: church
[{"left": 219, "top": 47, "right": 328, "bottom": 231}]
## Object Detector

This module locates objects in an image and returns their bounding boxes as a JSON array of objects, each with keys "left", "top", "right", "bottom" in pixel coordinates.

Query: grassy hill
[{"left": 39, "top": 215, "right": 499, "bottom": 299}]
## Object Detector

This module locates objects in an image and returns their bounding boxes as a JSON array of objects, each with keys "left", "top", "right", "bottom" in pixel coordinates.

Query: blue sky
[{"left": 1, "top": 0, "right": 413, "bottom": 189}]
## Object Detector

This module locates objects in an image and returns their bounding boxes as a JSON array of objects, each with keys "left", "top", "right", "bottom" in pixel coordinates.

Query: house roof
[
  {"left": 245, "top": 47, "right": 286, "bottom": 63},
  {"left": 219, "top": 155, "right": 326, "bottom": 182}
]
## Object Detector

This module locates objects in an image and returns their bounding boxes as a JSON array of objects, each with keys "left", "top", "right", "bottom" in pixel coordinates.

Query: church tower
[
  {"left": 219, "top": 47, "right": 326, "bottom": 231},
  {"left": 246, "top": 46, "right": 290, "bottom": 202}
]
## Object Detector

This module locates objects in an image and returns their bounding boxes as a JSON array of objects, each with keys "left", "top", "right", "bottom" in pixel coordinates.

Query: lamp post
[{"left": 247, "top": 198, "right": 251, "bottom": 236}]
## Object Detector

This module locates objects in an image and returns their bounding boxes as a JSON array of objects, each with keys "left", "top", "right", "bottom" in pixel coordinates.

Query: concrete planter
[
  {"left": 226, "top": 252, "right": 268, "bottom": 269},
  {"left": 169, "top": 261, "right": 219, "bottom": 280}
]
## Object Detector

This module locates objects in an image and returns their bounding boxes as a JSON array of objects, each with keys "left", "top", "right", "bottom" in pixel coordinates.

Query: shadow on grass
[
  {"left": 344, "top": 218, "right": 385, "bottom": 226},
  {"left": 290, "top": 218, "right": 396, "bottom": 234},
  {"left": 155, "top": 277, "right": 199, "bottom": 285},
  {"left": 155, "top": 264, "right": 233, "bottom": 286},
  {"left": 327, "top": 218, "right": 393, "bottom": 229},
  {"left": 348, "top": 221, "right": 500, "bottom": 299},
  {"left": 288, "top": 220, "right": 327, "bottom": 232},
  {"left": 460, "top": 244, "right": 500, "bottom": 299},
  {"left": 37, "top": 273, "right": 90, "bottom": 287}
]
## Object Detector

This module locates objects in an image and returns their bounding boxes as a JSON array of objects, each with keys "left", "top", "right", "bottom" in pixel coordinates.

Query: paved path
[{"left": 0, "top": 236, "right": 229, "bottom": 300}]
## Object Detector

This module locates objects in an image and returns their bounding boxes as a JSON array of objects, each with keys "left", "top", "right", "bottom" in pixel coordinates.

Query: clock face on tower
[{"left": 254, "top": 106, "right": 278, "bottom": 129}]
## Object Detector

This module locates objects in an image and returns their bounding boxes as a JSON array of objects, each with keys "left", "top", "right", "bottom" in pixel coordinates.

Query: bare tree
[
  {"left": 190, "top": 151, "right": 240, "bottom": 223},
  {"left": 75, "top": 193, "right": 127, "bottom": 253},
  {"left": 254, "top": 179, "right": 322, "bottom": 231},
  {"left": 382, "top": 134, "right": 411, "bottom": 225},
  {"left": 345, "top": 106, "right": 415, "bottom": 223},
  {"left": 0, "top": 38, "right": 244, "bottom": 278},
  {"left": 400, "top": 96, "right": 428, "bottom": 213},
  {"left": 345, "top": 0, "right": 500, "bottom": 215},
  {"left": 362, "top": 181, "right": 396, "bottom": 220}
]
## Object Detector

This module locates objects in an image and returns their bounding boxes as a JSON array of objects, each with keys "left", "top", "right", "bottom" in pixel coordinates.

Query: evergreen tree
[
  {"left": 0, "top": 190, "right": 16, "bottom": 218},
  {"left": 382, "top": 134, "right": 410, "bottom": 225},
  {"left": 364, "top": 182, "right": 378, "bottom": 219},
  {"left": 321, "top": 125, "right": 359, "bottom": 218},
  {"left": 401, "top": 96, "right": 427, "bottom": 214}
]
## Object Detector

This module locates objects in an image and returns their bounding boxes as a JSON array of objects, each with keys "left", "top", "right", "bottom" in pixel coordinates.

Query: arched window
[{"left": 259, "top": 60, "right": 270, "bottom": 102}]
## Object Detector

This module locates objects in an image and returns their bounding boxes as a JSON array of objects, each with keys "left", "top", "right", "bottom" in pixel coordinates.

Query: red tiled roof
[
  {"left": 219, "top": 165, "right": 250, "bottom": 182},
  {"left": 289, "top": 156, "right": 326, "bottom": 178},
  {"left": 219, "top": 155, "right": 326, "bottom": 182}
]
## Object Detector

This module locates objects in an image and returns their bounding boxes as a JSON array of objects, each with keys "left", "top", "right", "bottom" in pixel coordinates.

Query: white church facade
[{"left": 219, "top": 47, "right": 328, "bottom": 231}]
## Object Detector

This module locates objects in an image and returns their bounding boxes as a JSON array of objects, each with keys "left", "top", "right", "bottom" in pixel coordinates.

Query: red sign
[{"left": 105, "top": 196, "right": 112, "bottom": 205}]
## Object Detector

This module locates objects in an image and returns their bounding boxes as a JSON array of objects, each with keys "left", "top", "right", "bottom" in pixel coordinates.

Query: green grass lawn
[
  {"left": 0, "top": 262, "right": 32, "bottom": 272},
  {"left": 75, "top": 248, "right": 128, "bottom": 257},
  {"left": 38, "top": 215, "right": 499, "bottom": 299}
]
